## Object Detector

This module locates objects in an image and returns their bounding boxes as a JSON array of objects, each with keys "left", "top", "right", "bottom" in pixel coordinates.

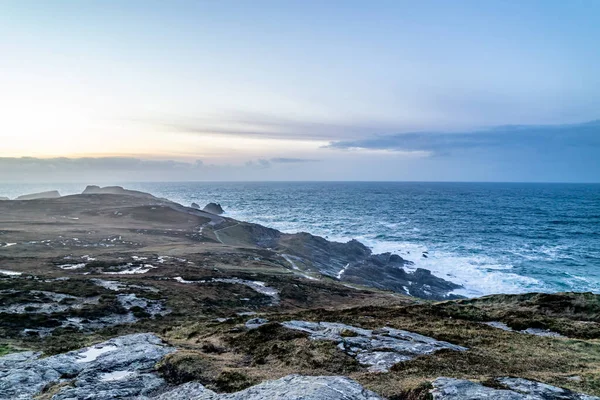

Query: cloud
[
  {"left": 245, "top": 159, "right": 271, "bottom": 169},
  {"left": 325, "top": 120, "right": 600, "bottom": 155},
  {"left": 0, "top": 156, "right": 308, "bottom": 183},
  {"left": 135, "top": 111, "right": 405, "bottom": 141},
  {"left": 269, "top": 157, "right": 320, "bottom": 163}
]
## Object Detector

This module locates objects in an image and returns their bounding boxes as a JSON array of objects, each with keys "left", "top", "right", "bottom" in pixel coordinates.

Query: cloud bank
[
  {"left": 0, "top": 157, "right": 321, "bottom": 183},
  {"left": 326, "top": 120, "right": 600, "bottom": 155}
]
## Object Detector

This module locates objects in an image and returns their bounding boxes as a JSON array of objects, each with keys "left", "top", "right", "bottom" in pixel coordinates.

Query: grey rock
[
  {"left": 521, "top": 328, "right": 564, "bottom": 338},
  {"left": 484, "top": 322, "right": 564, "bottom": 338},
  {"left": 16, "top": 190, "right": 61, "bottom": 200},
  {"left": 245, "top": 318, "right": 269, "bottom": 329},
  {"left": 148, "top": 375, "right": 383, "bottom": 400},
  {"left": 117, "top": 293, "right": 170, "bottom": 317},
  {"left": 0, "top": 333, "right": 175, "bottom": 400},
  {"left": 0, "top": 290, "right": 99, "bottom": 314},
  {"left": 267, "top": 229, "right": 462, "bottom": 300},
  {"left": 342, "top": 262, "right": 462, "bottom": 301},
  {"left": 499, "top": 377, "right": 599, "bottom": 399},
  {"left": 148, "top": 382, "right": 212, "bottom": 399},
  {"left": 432, "top": 378, "right": 524, "bottom": 399},
  {"left": 191, "top": 202, "right": 201, "bottom": 209},
  {"left": 281, "top": 321, "right": 467, "bottom": 372},
  {"left": 431, "top": 377, "right": 600, "bottom": 400},
  {"left": 203, "top": 202, "right": 224, "bottom": 214},
  {"left": 0, "top": 197, "right": 9, "bottom": 201}
]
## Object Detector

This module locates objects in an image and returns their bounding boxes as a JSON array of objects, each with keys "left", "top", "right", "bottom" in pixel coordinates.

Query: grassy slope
[{"left": 157, "top": 293, "right": 600, "bottom": 399}]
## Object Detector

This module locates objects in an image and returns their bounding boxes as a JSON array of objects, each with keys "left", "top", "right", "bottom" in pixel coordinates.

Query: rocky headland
[{"left": 1, "top": 186, "right": 599, "bottom": 399}]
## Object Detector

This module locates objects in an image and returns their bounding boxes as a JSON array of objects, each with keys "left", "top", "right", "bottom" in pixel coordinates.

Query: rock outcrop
[
  {"left": 274, "top": 231, "right": 462, "bottom": 300},
  {"left": 342, "top": 255, "right": 462, "bottom": 300},
  {"left": 281, "top": 320, "right": 467, "bottom": 372},
  {"left": 15, "top": 190, "right": 61, "bottom": 200},
  {"left": 203, "top": 202, "right": 224, "bottom": 214},
  {"left": 0, "top": 196, "right": 9, "bottom": 201},
  {"left": 0, "top": 333, "right": 175, "bottom": 399},
  {"left": 82, "top": 185, "right": 156, "bottom": 199},
  {"left": 431, "top": 377, "right": 600, "bottom": 399},
  {"left": 149, "top": 375, "right": 383, "bottom": 400},
  {"left": 191, "top": 202, "right": 201, "bottom": 209}
]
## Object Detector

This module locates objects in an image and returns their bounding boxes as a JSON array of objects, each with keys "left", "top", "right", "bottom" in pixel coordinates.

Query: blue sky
[{"left": 0, "top": 1, "right": 598, "bottom": 182}]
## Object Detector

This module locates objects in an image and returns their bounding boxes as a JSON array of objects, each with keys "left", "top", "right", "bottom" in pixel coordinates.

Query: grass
[
  {"left": 0, "top": 344, "right": 14, "bottom": 356},
  {"left": 3, "top": 267, "right": 600, "bottom": 399},
  {"left": 156, "top": 293, "right": 600, "bottom": 398}
]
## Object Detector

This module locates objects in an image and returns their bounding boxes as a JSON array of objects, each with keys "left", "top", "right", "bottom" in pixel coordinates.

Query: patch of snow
[
  {"left": 281, "top": 254, "right": 300, "bottom": 270},
  {"left": 100, "top": 370, "right": 135, "bottom": 381},
  {"left": 337, "top": 263, "right": 350, "bottom": 279},
  {"left": 75, "top": 345, "right": 118, "bottom": 363},
  {"left": 58, "top": 263, "right": 87, "bottom": 270},
  {"left": 174, "top": 276, "right": 205, "bottom": 284},
  {"left": 103, "top": 265, "right": 156, "bottom": 275},
  {"left": 0, "top": 269, "right": 21, "bottom": 276},
  {"left": 91, "top": 279, "right": 125, "bottom": 291}
]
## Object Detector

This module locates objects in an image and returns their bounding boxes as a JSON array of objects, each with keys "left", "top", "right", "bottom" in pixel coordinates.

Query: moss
[
  {"left": 227, "top": 322, "right": 360, "bottom": 373},
  {"left": 41, "top": 332, "right": 87, "bottom": 355},
  {"left": 0, "top": 344, "right": 14, "bottom": 356},
  {"left": 215, "top": 370, "right": 257, "bottom": 392},
  {"left": 340, "top": 329, "right": 359, "bottom": 337},
  {"left": 157, "top": 352, "right": 218, "bottom": 386},
  {"left": 84, "top": 260, "right": 127, "bottom": 269},
  {"left": 201, "top": 342, "right": 226, "bottom": 354},
  {"left": 388, "top": 382, "right": 433, "bottom": 400}
]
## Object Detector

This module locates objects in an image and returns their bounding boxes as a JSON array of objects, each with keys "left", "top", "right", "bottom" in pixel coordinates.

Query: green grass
[{"left": 0, "top": 344, "right": 14, "bottom": 356}]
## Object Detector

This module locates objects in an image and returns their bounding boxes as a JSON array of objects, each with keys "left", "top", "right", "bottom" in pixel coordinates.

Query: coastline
[{"left": 2, "top": 181, "right": 599, "bottom": 297}]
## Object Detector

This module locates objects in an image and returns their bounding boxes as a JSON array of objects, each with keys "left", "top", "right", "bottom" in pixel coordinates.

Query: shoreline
[{"left": 2, "top": 182, "right": 598, "bottom": 297}]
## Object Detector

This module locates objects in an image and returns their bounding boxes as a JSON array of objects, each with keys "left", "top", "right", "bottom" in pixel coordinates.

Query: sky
[{"left": 1, "top": 0, "right": 599, "bottom": 182}]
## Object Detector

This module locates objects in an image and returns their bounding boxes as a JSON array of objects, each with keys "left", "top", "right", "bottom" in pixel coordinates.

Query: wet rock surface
[
  {"left": 0, "top": 333, "right": 175, "bottom": 400},
  {"left": 273, "top": 230, "right": 462, "bottom": 300},
  {"left": 203, "top": 202, "right": 224, "bottom": 214},
  {"left": 281, "top": 321, "right": 467, "bottom": 372},
  {"left": 431, "top": 377, "right": 600, "bottom": 400},
  {"left": 146, "top": 375, "right": 383, "bottom": 400}
]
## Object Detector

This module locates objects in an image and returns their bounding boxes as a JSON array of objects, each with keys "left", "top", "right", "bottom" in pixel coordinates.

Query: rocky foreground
[{"left": 1, "top": 186, "right": 600, "bottom": 399}]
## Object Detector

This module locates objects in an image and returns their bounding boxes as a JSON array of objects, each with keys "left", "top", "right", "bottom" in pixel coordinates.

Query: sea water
[{"left": 2, "top": 182, "right": 599, "bottom": 297}]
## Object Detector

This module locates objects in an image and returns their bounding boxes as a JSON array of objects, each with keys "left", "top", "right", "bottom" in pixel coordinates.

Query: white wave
[{"left": 408, "top": 251, "right": 544, "bottom": 297}]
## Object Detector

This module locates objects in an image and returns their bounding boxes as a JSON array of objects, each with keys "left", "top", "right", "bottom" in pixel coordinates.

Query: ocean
[{"left": 2, "top": 182, "right": 599, "bottom": 297}]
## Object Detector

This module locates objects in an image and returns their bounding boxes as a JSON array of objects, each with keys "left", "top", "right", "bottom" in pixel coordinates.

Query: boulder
[
  {"left": 191, "top": 202, "right": 201, "bottom": 209},
  {"left": 149, "top": 375, "right": 383, "bottom": 400},
  {"left": 15, "top": 190, "right": 60, "bottom": 200},
  {"left": 245, "top": 318, "right": 270, "bottom": 329},
  {"left": 0, "top": 333, "right": 175, "bottom": 400},
  {"left": 431, "top": 377, "right": 600, "bottom": 400},
  {"left": 203, "top": 202, "right": 224, "bottom": 214}
]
